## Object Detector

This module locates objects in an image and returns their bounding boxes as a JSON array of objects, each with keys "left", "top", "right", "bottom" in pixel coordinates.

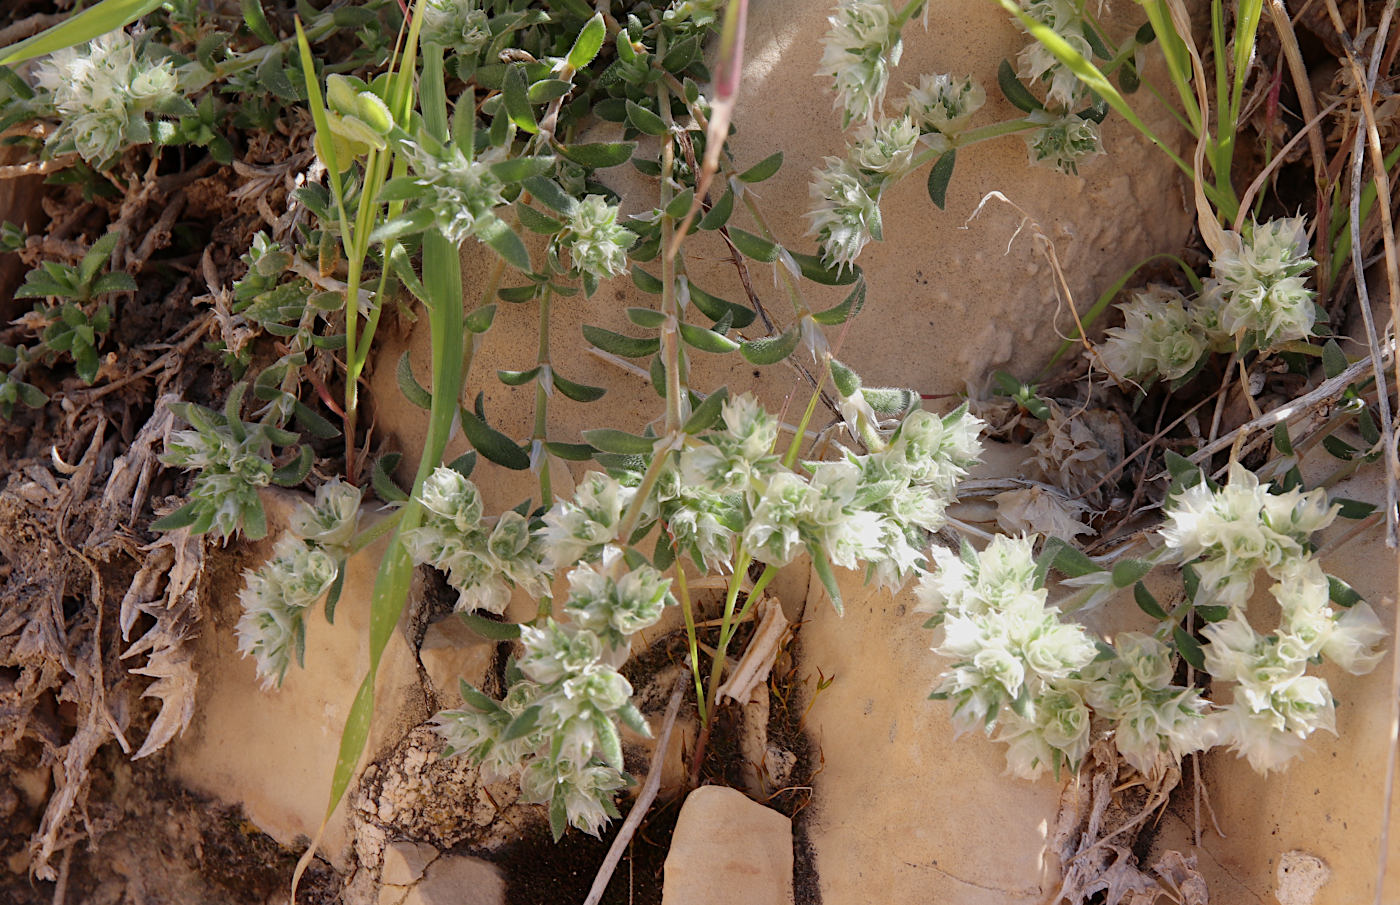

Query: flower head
[
  {"left": 564, "top": 196, "right": 636, "bottom": 282},
  {"left": 1203, "top": 217, "right": 1317, "bottom": 347},
  {"left": 421, "top": 0, "right": 491, "bottom": 56},
  {"left": 1015, "top": 0, "right": 1092, "bottom": 110},
  {"left": 35, "top": 30, "right": 180, "bottom": 165},
  {"left": 1096, "top": 285, "right": 1208, "bottom": 382},
  {"left": 806, "top": 157, "right": 883, "bottom": 271},
  {"left": 409, "top": 143, "right": 508, "bottom": 246},
  {"left": 817, "top": 0, "right": 902, "bottom": 126},
  {"left": 905, "top": 73, "right": 985, "bottom": 135},
  {"left": 1025, "top": 111, "right": 1102, "bottom": 175},
  {"left": 850, "top": 115, "right": 922, "bottom": 178}
]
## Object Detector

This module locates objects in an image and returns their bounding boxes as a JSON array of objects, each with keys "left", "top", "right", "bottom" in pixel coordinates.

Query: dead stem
[{"left": 582, "top": 674, "right": 687, "bottom": 905}]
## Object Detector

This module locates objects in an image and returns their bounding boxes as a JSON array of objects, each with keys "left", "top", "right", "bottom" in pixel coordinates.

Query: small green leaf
[
  {"left": 503, "top": 63, "right": 539, "bottom": 133},
  {"left": 631, "top": 266, "right": 664, "bottom": 294},
  {"left": 545, "top": 441, "right": 595, "bottom": 460},
  {"left": 626, "top": 307, "right": 667, "bottom": 328},
  {"left": 684, "top": 387, "right": 729, "bottom": 433},
  {"left": 738, "top": 151, "right": 784, "bottom": 183},
  {"left": 497, "top": 284, "right": 540, "bottom": 303},
  {"left": 1322, "top": 339, "right": 1347, "bottom": 378},
  {"left": 1163, "top": 449, "right": 1198, "bottom": 481},
  {"left": 240, "top": 0, "right": 277, "bottom": 44},
  {"left": 788, "top": 250, "right": 860, "bottom": 286},
  {"left": 1334, "top": 497, "right": 1377, "bottom": 519},
  {"left": 460, "top": 403, "right": 530, "bottom": 470},
  {"left": 551, "top": 370, "right": 606, "bottom": 402},
  {"left": 728, "top": 228, "right": 779, "bottom": 263},
  {"left": 1327, "top": 575, "right": 1364, "bottom": 607},
  {"left": 665, "top": 188, "right": 695, "bottom": 219},
  {"left": 566, "top": 13, "right": 607, "bottom": 70},
  {"left": 741, "top": 326, "right": 800, "bottom": 365},
  {"left": 679, "top": 321, "right": 740, "bottom": 354},
  {"left": 1322, "top": 435, "right": 1358, "bottom": 460},
  {"left": 527, "top": 78, "right": 572, "bottom": 103},
  {"left": 397, "top": 351, "right": 432, "bottom": 409},
  {"left": 582, "top": 428, "right": 654, "bottom": 455},
  {"left": 583, "top": 324, "right": 660, "bottom": 358},
  {"left": 808, "top": 544, "right": 844, "bottom": 615},
  {"left": 464, "top": 304, "right": 497, "bottom": 334},
  {"left": 1273, "top": 422, "right": 1294, "bottom": 456},
  {"left": 517, "top": 203, "right": 565, "bottom": 234},
  {"left": 625, "top": 99, "right": 667, "bottom": 135},
  {"left": 293, "top": 400, "right": 341, "bottom": 439},
  {"left": 811, "top": 277, "right": 866, "bottom": 325},
  {"left": 502, "top": 704, "right": 542, "bottom": 741},
  {"left": 1133, "top": 582, "right": 1168, "bottom": 620},
  {"left": 498, "top": 366, "right": 541, "bottom": 386},
  {"left": 521, "top": 176, "right": 579, "bottom": 215},
  {"left": 323, "top": 563, "right": 346, "bottom": 624},
  {"left": 1043, "top": 537, "right": 1101, "bottom": 578},
  {"left": 997, "top": 59, "right": 1045, "bottom": 112},
  {"left": 1111, "top": 558, "right": 1152, "bottom": 588},
  {"left": 458, "top": 612, "right": 522, "bottom": 640},
  {"left": 926, "top": 149, "right": 956, "bottom": 210},
  {"left": 687, "top": 281, "right": 755, "bottom": 328},
  {"left": 558, "top": 141, "right": 636, "bottom": 168},
  {"left": 478, "top": 218, "right": 532, "bottom": 271},
  {"left": 447, "top": 452, "right": 477, "bottom": 478},
  {"left": 699, "top": 189, "right": 734, "bottom": 230},
  {"left": 1195, "top": 604, "right": 1230, "bottom": 623},
  {"left": 1172, "top": 625, "right": 1206, "bottom": 669},
  {"left": 151, "top": 500, "right": 202, "bottom": 533},
  {"left": 271, "top": 445, "right": 313, "bottom": 486}
]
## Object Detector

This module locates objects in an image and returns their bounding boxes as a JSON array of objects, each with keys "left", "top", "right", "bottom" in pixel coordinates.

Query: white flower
[
  {"left": 409, "top": 143, "right": 508, "bottom": 246},
  {"left": 1025, "top": 111, "right": 1102, "bottom": 175},
  {"left": 904, "top": 73, "right": 985, "bottom": 135},
  {"left": 816, "top": 0, "right": 902, "bottom": 126},
  {"left": 421, "top": 0, "right": 491, "bottom": 55},
  {"left": 1095, "top": 285, "right": 1208, "bottom": 382},
  {"left": 1015, "top": 0, "right": 1091, "bottom": 109},
  {"left": 562, "top": 562, "right": 671, "bottom": 648},
  {"left": 519, "top": 620, "right": 603, "bottom": 685},
  {"left": 744, "top": 471, "right": 814, "bottom": 567},
  {"left": 1203, "top": 217, "right": 1317, "bottom": 346},
  {"left": 34, "top": 30, "right": 180, "bottom": 164},
  {"left": 564, "top": 196, "right": 637, "bottom": 281},
  {"left": 850, "top": 115, "right": 921, "bottom": 178},
  {"left": 806, "top": 156, "right": 882, "bottom": 271},
  {"left": 1322, "top": 602, "right": 1387, "bottom": 675},
  {"left": 290, "top": 478, "right": 362, "bottom": 550},
  {"left": 540, "top": 472, "right": 636, "bottom": 569},
  {"left": 1160, "top": 462, "right": 1337, "bottom": 605}
]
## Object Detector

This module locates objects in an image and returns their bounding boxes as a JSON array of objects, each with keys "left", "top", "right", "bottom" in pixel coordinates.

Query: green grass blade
[{"left": 0, "top": 0, "right": 162, "bottom": 65}]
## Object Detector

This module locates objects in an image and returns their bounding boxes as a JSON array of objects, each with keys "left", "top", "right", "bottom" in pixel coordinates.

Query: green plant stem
[
  {"left": 535, "top": 287, "right": 554, "bottom": 508},
  {"left": 700, "top": 548, "right": 752, "bottom": 727},
  {"left": 656, "top": 36, "right": 688, "bottom": 433},
  {"left": 672, "top": 553, "right": 707, "bottom": 723},
  {"left": 348, "top": 506, "right": 404, "bottom": 554}
]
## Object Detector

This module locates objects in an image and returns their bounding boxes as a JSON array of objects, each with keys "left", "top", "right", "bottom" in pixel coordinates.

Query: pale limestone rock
[
  {"left": 418, "top": 615, "right": 497, "bottom": 706},
  {"left": 381, "top": 840, "right": 440, "bottom": 886},
  {"left": 401, "top": 854, "right": 504, "bottom": 905},
  {"left": 662, "top": 786, "right": 793, "bottom": 905},
  {"left": 168, "top": 490, "right": 428, "bottom": 870},
  {"left": 1276, "top": 851, "right": 1331, "bottom": 905}
]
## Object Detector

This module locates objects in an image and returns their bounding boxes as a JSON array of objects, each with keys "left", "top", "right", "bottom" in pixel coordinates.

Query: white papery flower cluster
[
  {"left": 1163, "top": 467, "right": 1384, "bottom": 773},
  {"left": 1161, "top": 462, "right": 1337, "bottom": 607},
  {"left": 652, "top": 394, "right": 984, "bottom": 590},
  {"left": 916, "top": 535, "right": 1101, "bottom": 779},
  {"left": 236, "top": 480, "right": 362, "bottom": 687},
  {"left": 904, "top": 73, "right": 986, "bottom": 136},
  {"left": 402, "top": 467, "right": 550, "bottom": 614},
  {"left": 1025, "top": 110, "right": 1102, "bottom": 175},
  {"left": 806, "top": 157, "right": 884, "bottom": 271},
  {"left": 1092, "top": 218, "right": 1319, "bottom": 383},
  {"left": 420, "top": 0, "right": 491, "bottom": 56},
  {"left": 1203, "top": 217, "right": 1317, "bottom": 346},
  {"left": 34, "top": 30, "right": 180, "bottom": 165},
  {"left": 1096, "top": 285, "right": 1209, "bottom": 382},
  {"left": 435, "top": 550, "right": 665, "bottom": 837},
  {"left": 563, "top": 195, "right": 637, "bottom": 282},
  {"left": 816, "top": 0, "right": 904, "bottom": 127},
  {"left": 1016, "top": 0, "right": 1092, "bottom": 110},
  {"left": 924, "top": 464, "right": 1386, "bottom": 781},
  {"left": 408, "top": 143, "right": 508, "bottom": 246}
]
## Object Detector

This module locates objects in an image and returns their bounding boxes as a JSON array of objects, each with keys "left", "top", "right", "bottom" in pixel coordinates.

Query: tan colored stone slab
[
  {"left": 662, "top": 785, "right": 794, "bottom": 905},
  {"left": 168, "top": 490, "right": 428, "bottom": 870}
]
